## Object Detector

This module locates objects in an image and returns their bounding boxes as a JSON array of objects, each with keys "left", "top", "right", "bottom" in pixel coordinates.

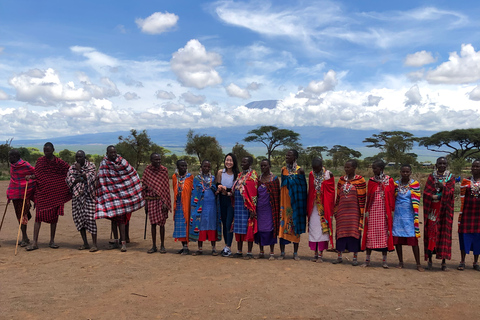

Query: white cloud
[
  {"left": 170, "top": 39, "right": 222, "bottom": 89},
  {"left": 0, "top": 89, "right": 9, "bottom": 100},
  {"left": 247, "top": 82, "right": 262, "bottom": 91},
  {"left": 404, "top": 50, "right": 436, "bottom": 67},
  {"left": 364, "top": 95, "right": 383, "bottom": 106},
  {"left": 116, "top": 25, "right": 127, "bottom": 34},
  {"left": 405, "top": 85, "right": 422, "bottom": 106},
  {"left": 136, "top": 12, "right": 179, "bottom": 35},
  {"left": 181, "top": 91, "right": 206, "bottom": 105},
  {"left": 424, "top": 44, "right": 480, "bottom": 84},
  {"left": 124, "top": 92, "right": 140, "bottom": 100},
  {"left": 161, "top": 102, "right": 185, "bottom": 111},
  {"left": 70, "top": 46, "right": 119, "bottom": 68},
  {"left": 225, "top": 83, "right": 251, "bottom": 99},
  {"left": 156, "top": 90, "right": 176, "bottom": 100},
  {"left": 8, "top": 68, "right": 119, "bottom": 106},
  {"left": 468, "top": 86, "right": 480, "bottom": 101},
  {"left": 304, "top": 70, "right": 337, "bottom": 94}
]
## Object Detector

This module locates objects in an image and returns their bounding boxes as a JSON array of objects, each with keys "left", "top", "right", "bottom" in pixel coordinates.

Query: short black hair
[
  {"left": 289, "top": 149, "right": 299, "bottom": 159},
  {"left": 176, "top": 159, "right": 187, "bottom": 167},
  {"left": 372, "top": 159, "right": 386, "bottom": 170},
  {"left": 346, "top": 159, "right": 358, "bottom": 169},
  {"left": 44, "top": 142, "right": 54, "bottom": 149},
  {"left": 312, "top": 157, "right": 323, "bottom": 167},
  {"left": 201, "top": 159, "right": 211, "bottom": 166},
  {"left": 76, "top": 150, "right": 86, "bottom": 157},
  {"left": 400, "top": 164, "right": 412, "bottom": 170},
  {"left": 150, "top": 153, "right": 160, "bottom": 160},
  {"left": 106, "top": 145, "right": 116, "bottom": 152},
  {"left": 244, "top": 156, "right": 253, "bottom": 165},
  {"left": 260, "top": 158, "right": 271, "bottom": 166}
]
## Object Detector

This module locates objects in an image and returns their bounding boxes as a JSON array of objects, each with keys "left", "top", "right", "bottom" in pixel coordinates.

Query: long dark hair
[{"left": 224, "top": 153, "right": 239, "bottom": 180}]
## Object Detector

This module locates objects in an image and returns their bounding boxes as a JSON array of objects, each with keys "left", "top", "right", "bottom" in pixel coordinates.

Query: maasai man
[
  {"left": 457, "top": 159, "right": 480, "bottom": 271},
  {"left": 172, "top": 160, "right": 193, "bottom": 255},
  {"left": 361, "top": 160, "right": 395, "bottom": 268},
  {"left": 332, "top": 159, "right": 366, "bottom": 266},
  {"left": 278, "top": 149, "right": 307, "bottom": 261},
  {"left": 142, "top": 153, "right": 171, "bottom": 254},
  {"left": 392, "top": 164, "right": 423, "bottom": 271},
  {"left": 65, "top": 150, "right": 98, "bottom": 252},
  {"left": 190, "top": 160, "right": 222, "bottom": 256},
  {"left": 423, "top": 157, "right": 455, "bottom": 271},
  {"left": 7, "top": 149, "right": 35, "bottom": 247},
  {"left": 255, "top": 159, "right": 280, "bottom": 260},
  {"left": 95, "top": 145, "right": 144, "bottom": 252},
  {"left": 232, "top": 156, "right": 258, "bottom": 259},
  {"left": 306, "top": 157, "right": 335, "bottom": 263},
  {"left": 26, "top": 142, "right": 71, "bottom": 251}
]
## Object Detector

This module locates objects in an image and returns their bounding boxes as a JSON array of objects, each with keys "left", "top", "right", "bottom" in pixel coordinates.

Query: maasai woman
[
  {"left": 279, "top": 149, "right": 308, "bottom": 261},
  {"left": 307, "top": 157, "right": 335, "bottom": 263},
  {"left": 457, "top": 159, "right": 480, "bottom": 271},
  {"left": 232, "top": 156, "right": 257, "bottom": 259},
  {"left": 190, "top": 160, "right": 222, "bottom": 256},
  {"left": 392, "top": 164, "right": 423, "bottom": 271},
  {"left": 172, "top": 160, "right": 193, "bottom": 255},
  {"left": 216, "top": 153, "right": 239, "bottom": 257},
  {"left": 333, "top": 159, "right": 366, "bottom": 266},
  {"left": 255, "top": 159, "right": 280, "bottom": 260},
  {"left": 361, "top": 160, "right": 395, "bottom": 268},
  {"left": 142, "top": 153, "right": 171, "bottom": 254},
  {"left": 423, "top": 157, "right": 455, "bottom": 271}
]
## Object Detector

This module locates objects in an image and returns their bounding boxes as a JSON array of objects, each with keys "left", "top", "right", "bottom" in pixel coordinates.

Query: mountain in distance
[{"left": 245, "top": 100, "right": 278, "bottom": 109}]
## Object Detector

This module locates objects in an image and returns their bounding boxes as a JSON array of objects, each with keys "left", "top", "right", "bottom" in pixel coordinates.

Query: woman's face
[
  {"left": 436, "top": 158, "right": 447, "bottom": 173},
  {"left": 471, "top": 161, "right": 480, "bottom": 177},
  {"left": 372, "top": 164, "right": 382, "bottom": 176},
  {"left": 224, "top": 155, "right": 234, "bottom": 169},
  {"left": 344, "top": 162, "right": 355, "bottom": 176},
  {"left": 312, "top": 163, "right": 322, "bottom": 174},
  {"left": 201, "top": 161, "right": 211, "bottom": 175},
  {"left": 241, "top": 157, "right": 250, "bottom": 170},
  {"left": 285, "top": 151, "right": 295, "bottom": 165},
  {"left": 400, "top": 166, "right": 411, "bottom": 180},
  {"left": 260, "top": 160, "right": 270, "bottom": 174},
  {"left": 177, "top": 161, "right": 187, "bottom": 176}
]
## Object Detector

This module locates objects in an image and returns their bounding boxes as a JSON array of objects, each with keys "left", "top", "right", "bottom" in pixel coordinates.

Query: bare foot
[{"left": 417, "top": 265, "right": 425, "bottom": 272}]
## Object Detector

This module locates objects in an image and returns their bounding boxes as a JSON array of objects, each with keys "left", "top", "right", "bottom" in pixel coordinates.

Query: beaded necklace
[
  {"left": 433, "top": 169, "right": 450, "bottom": 193},
  {"left": 470, "top": 176, "right": 480, "bottom": 198},
  {"left": 397, "top": 179, "right": 411, "bottom": 195},
  {"left": 313, "top": 169, "right": 325, "bottom": 191},
  {"left": 286, "top": 161, "right": 298, "bottom": 175},
  {"left": 342, "top": 175, "right": 354, "bottom": 196}
]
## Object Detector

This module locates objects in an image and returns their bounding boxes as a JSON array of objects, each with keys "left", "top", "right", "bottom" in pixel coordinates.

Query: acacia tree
[
  {"left": 185, "top": 130, "right": 223, "bottom": 172},
  {"left": 327, "top": 145, "right": 362, "bottom": 168},
  {"left": 232, "top": 142, "right": 253, "bottom": 164},
  {"left": 116, "top": 129, "right": 169, "bottom": 169},
  {"left": 244, "top": 126, "right": 300, "bottom": 161},
  {"left": 58, "top": 149, "right": 76, "bottom": 164},
  {"left": 419, "top": 128, "right": 480, "bottom": 160},
  {"left": 363, "top": 131, "right": 418, "bottom": 166},
  {"left": 0, "top": 138, "right": 13, "bottom": 163}
]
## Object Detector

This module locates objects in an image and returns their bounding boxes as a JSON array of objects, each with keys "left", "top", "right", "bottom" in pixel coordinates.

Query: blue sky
[{"left": 1, "top": 0, "right": 480, "bottom": 140}]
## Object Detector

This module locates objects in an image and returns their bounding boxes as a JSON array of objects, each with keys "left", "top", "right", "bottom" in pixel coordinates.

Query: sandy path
[{"left": 0, "top": 180, "right": 478, "bottom": 320}]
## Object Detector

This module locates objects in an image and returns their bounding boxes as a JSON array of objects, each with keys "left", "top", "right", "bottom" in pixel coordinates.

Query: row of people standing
[{"left": 5, "top": 144, "right": 479, "bottom": 272}]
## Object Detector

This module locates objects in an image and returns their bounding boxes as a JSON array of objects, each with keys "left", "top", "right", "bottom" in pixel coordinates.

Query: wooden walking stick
[
  {"left": 15, "top": 181, "right": 29, "bottom": 256},
  {"left": 0, "top": 200, "right": 9, "bottom": 235},
  {"left": 144, "top": 202, "right": 149, "bottom": 240}
]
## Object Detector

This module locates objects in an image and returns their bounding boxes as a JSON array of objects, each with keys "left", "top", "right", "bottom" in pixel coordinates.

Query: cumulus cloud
[
  {"left": 364, "top": 95, "right": 383, "bottom": 106},
  {"left": 247, "top": 82, "right": 262, "bottom": 91},
  {"left": 225, "top": 83, "right": 251, "bottom": 99},
  {"left": 124, "top": 92, "right": 140, "bottom": 100},
  {"left": 156, "top": 90, "right": 176, "bottom": 100},
  {"left": 8, "top": 68, "right": 119, "bottom": 106},
  {"left": 304, "top": 70, "right": 337, "bottom": 95},
  {"left": 405, "top": 85, "right": 422, "bottom": 106},
  {"left": 468, "top": 86, "right": 480, "bottom": 101},
  {"left": 181, "top": 91, "right": 206, "bottom": 105},
  {"left": 170, "top": 39, "right": 222, "bottom": 89},
  {"left": 0, "top": 89, "right": 10, "bottom": 100},
  {"left": 404, "top": 50, "right": 436, "bottom": 67},
  {"left": 425, "top": 44, "right": 480, "bottom": 84},
  {"left": 161, "top": 102, "right": 185, "bottom": 111},
  {"left": 125, "top": 79, "right": 143, "bottom": 87},
  {"left": 136, "top": 12, "right": 179, "bottom": 35}
]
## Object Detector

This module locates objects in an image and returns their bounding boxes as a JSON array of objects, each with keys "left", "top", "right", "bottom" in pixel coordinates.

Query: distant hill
[
  {"left": 245, "top": 100, "right": 278, "bottom": 109},
  {"left": 12, "top": 126, "right": 440, "bottom": 160}
]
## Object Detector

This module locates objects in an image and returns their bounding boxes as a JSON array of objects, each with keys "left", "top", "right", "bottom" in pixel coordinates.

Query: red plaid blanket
[
  {"left": 95, "top": 156, "right": 145, "bottom": 219},
  {"left": 142, "top": 164, "right": 171, "bottom": 211},
  {"left": 7, "top": 159, "right": 35, "bottom": 200},
  {"left": 34, "top": 156, "right": 71, "bottom": 211},
  {"left": 66, "top": 160, "right": 97, "bottom": 198}
]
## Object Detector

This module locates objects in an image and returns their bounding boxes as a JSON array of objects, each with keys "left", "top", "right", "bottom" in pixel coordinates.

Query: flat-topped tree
[
  {"left": 244, "top": 126, "right": 300, "bottom": 161},
  {"left": 419, "top": 128, "right": 480, "bottom": 160}
]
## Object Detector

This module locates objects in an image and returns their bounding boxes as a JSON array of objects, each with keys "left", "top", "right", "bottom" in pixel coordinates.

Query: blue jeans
[{"left": 219, "top": 194, "right": 234, "bottom": 247}]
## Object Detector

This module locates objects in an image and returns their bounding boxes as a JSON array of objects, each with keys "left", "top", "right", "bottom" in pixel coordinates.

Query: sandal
[
  {"left": 332, "top": 258, "right": 343, "bottom": 264},
  {"left": 49, "top": 242, "right": 59, "bottom": 249},
  {"left": 473, "top": 264, "right": 480, "bottom": 271},
  {"left": 441, "top": 263, "right": 447, "bottom": 271},
  {"left": 120, "top": 242, "right": 127, "bottom": 252},
  {"left": 316, "top": 257, "right": 323, "bottom": 263},
  {"left": 361, "top": 260, "right": 370, "bottom": 268},
  {"left": 396, "top": 263, "right": 404, "bottom": 269},
  {"left": 20, "top": 239, "right": 30, "bottom": 247},
  {"left": 277, "top": 253, "right": 285, "bottom": 260},
  {"left": 232, "top": 252, "right": 243, "bottom": 258},
  {"left": 89, "top": 246, "right": 98, "bottom": 253},
  {"left": 78, "top": 245, "right": 90, "bottom": 250},
  {"left": 182, "top": 248, "right": 190, "bottom": 255},
  {"left": 244, "top": 253, "right": 253, "bottom": 260},
  {"left": 26, "top": 244, "right": 39, "bottom": 251},
  {"left": 311, "top": 255, "right": 318, "bottom": 262},
  {"left": 147, "top": 247, "right": 157, "bottom": 254},
  {"left": 427, "top": 261, "right": 433, "bottom": 270},
  {"left": 269, "top": 254, "right": 275, "bottom": 261},
  {"left": 352, "top": 260, "right": 359, "bottom": 266},
  {"left": 293, "top": 254, "right": 300, "bottom": 261},
  {"left": 255, "top": 253, "right": 265, "bottom": 259},
  {"left": 457, "top": 263, "right": 465, "bottom": 271},
  {"left": 212, "top": 249, "right": 218, "bottom": 256},
  {"left": 192, "top": 250, "right": 203, "bottom": 256},
  {"left": 107, "top": 242, "right": 120, "bottom": 250},
  {"left": 177, "top": 248, "right": 184, "bottom": 254},
  {"left": 416, "top": 265, "right": 425, "bottom": 272},
  {"left": 382, "top": 262, "right": 389, "bottom": 269},
  {"left": 159, "top": 246, "right": 167, "bottom": 254}
]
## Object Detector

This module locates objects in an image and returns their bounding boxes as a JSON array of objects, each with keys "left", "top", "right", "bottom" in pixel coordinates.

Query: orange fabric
[{"left": 172, "top": 173, "right": 193, "bottom": 241}]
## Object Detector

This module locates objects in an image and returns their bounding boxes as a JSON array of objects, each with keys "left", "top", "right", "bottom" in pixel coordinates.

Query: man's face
[{"left": 107, "top": 147, "right": 117, "bottom": 161}]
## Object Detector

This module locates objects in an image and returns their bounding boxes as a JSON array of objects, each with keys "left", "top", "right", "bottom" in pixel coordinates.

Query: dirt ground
[{"left": 0, "top": 180, "right": 479, "bottom": 320}]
